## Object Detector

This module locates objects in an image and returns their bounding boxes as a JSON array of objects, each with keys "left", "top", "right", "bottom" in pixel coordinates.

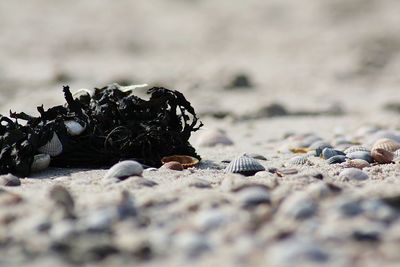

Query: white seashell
[
  {"left": 344, "top": 146, "right": 370, "bottom": 154},
  {"left": 339, "top": 168, "right": 368, "bottom": 181},
  {"left": 196, "top": 129, "right": 233, "bottom": 147},
  {"left": 31, "top": 154, "right": 51, "bottom": 173},
  {"left": 38, "top": 133, "right": 63, "bottom": 156},
  {"left": 372, "top": 138, "right": 400, "bottom": 152},
  {"left": 224, "top": 155, "right": 265, "bottom": 176},
  {"left": 64, "top": 120, "right": 86, "bottom": 136},
  {"left": 289, "top": 155, "right": 310, "bottom": 165},
  {"left": 104, "top": 160, "right": 143, "bottom": 180}
]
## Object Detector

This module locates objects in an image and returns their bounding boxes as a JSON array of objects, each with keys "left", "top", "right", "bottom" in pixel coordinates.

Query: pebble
[
  {"left": 196, "top": 129, "right": 233, "bottom": 147},
  {"left": 195, "top": 209, "right": 229, "bottom": 231},
  {"left": 31, "top": 154, "right": 51, "bottom": 173},
  {"left": 104, "top": 160, "right": 143, "bottom": 180},
  {"left": 0, "top": 174, "right": 21, "bottom": 186},
  {"left": 187, "top": 178, "right": 212, "bottom": 189},
  {"left": 326, "top": 155, "right": 347, "bottom": 164},
  {"left": 321, "top": 148, "right": 345, "bottom": 160},
  {"left": 175, "top": 232, "right": 211, "bottom": 258},
  {"left": 236, "top": 186, "right": 270, "bottom": 208},
  {"left": 339, "top": 168, "right": 369, "bottom": 181},
  {"left": 161, "top": 161, "right": 184, "bottom": 171},
  {"left": 346, "top": 151, "right": 373, "bottom": 163},
  {"left": 279, "top": 192, "right": 317, "bottom": 220}
]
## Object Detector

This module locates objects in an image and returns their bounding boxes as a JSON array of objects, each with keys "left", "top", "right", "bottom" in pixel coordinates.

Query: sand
[{"left": 1, "top": 0, "right": 400, "bottom": 266}]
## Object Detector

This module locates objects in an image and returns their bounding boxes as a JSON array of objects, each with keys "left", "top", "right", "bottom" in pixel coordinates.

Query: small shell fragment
[
  {"left": 371, "top": 148, "right": 394, "bottom": 164},
  {"left": 372, "top": 138, "right": 400, "bottom": 153},
  {"left": 64, "top": 120, "right": 86, "bottom": 136},
  {"left": 339, "top": 168, "right": 369, "bottom": 181},
  {"left": 38, "top": 133, "right": 63, "bottom": 157},
  {"left": 224, "top": 155, "right": 265, "bottom": 176},
  {"left": 289, "top": 155, "right": 310, "bottom": 165},
  {"left": 31, "top": 154, "right": 51, "bottom": 173},
  {"left": 161, "top": 155, "right": 199, "bottom": 168},
  {"left": 104, "top": 160, "right": 143, "bottom": 180}
]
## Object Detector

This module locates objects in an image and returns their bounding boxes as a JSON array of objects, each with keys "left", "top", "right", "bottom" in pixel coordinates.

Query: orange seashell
[
  {"left": 162, "top": 161, "right": 184, "bottom": 171},
  {"left": 161, "top": 155, "right": 200, "bottom": 168},
  {"left": 371, "top": 148, "right": 394, "bottom": 164}
]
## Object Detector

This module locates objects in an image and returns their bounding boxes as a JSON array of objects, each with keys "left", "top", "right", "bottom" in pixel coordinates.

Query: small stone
[
  {"left": 347, "top": 151, "right": 373, "bottom": 163},
  {"left": 161, "top": 161, "right": 183, "bottom": 171},
  {"left": 175, "top": 232, "right": 211, "bottom": 258},
  {"left": 187, "top": 178, "right": 212, "bottom": 189},
  {"left": 339, "top": 168, "right": 369, "bottom": 181},
  {"left": 195, "top": 209, "right": 228, "bottom": 231},
  {"left": 224, "top": 73, "right": 253, "bottom": 89},
  {"left": 279, "top": 192, "right": 317, "bottom": 220},
  {"left": 49, "top": 185, "right": 75, "bottom": 219},
  {"left": 0, "top": 174, "right": 21, "bottom": 186},
  {"left": 236, "top": 186, "right": 270, "bottom": 208}
]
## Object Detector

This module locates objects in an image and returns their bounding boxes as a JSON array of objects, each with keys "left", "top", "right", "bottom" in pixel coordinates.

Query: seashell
[
  {"left": 321, "top": 148, "right": 345, "bottom": 160},
  {"left": 196, "top": 129, "right": 233, "bottom": 147},
  {"left": 371, "top": 148, "right": 394, "bottom": 164},
  {"left": 161, "top": 155, "right": 199, "bottom": 168},
  {"left": 161, "top": 161, "right": 184, "bottom": 171},
  {"left": 344, "top": 146, "right": 370, "bottom": 154},
  {"left": 64, "top": 120, "right": 86, "bottom": 136},
  {"left": 31, "top": 154, "right": 51, "bottom": 173},
  {"left": 339, "top": 168, "right": 369, "bottom": 181},
  {"left": 288, "top": 155, "right": 310, "bottom": 165},
  {"left": 372, "top": 138, "right": 400, "bottom": 152},
  {"left": 104, "top": 160, "right": 143, "bottom": 180},
  {"left": 38, "top": 133, "right": 63, "bottom": 157},
  {"left": 346, "top": 151, "right": 373, "bottom": 163},
  {"left": 343, "top": 159, "right": 370, "bottom": 169},
  {"left": 243, "top": 153, "right": 267, "bottom": 161},
  {"left": 394, "top": 149, "right": 400, "bottom": 158},
  {"left": 326, "top": 155, "right": 347, "bottom": 164},
  {"left": 0, "top": 174, "right": 21, "bottom": 186},
  {"left": 224, "top": 155, "right": 265, "bottom": 176}
]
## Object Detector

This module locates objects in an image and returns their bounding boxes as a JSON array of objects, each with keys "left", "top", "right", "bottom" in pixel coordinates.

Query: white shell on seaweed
[
  {"left": 289, "top": 155, "right": 310, "bottom": 165},
  {"left": 31, "top": 154, "right": 51, "bottom": 173},
  {"left": 196, "top": 129, "right": 233, "bottom": 147},
  {"left": 339, "top": 168, "right": 368, "bottom": 181},
  {"left": 372, "top": 138, "right": 400, "bottom": 153},
  {"left": 344, "top": 146, "right": 370, "bottom": 154},
  {"left": 105, "top": 160, "right": 143, "bottom": 180},
  {"left": 64, "top": 120, "right": 86, "bottom": 136},
  {"left": 38, "top": 133, "right": 63, "bottom": 156},
  {"left": 224, "top": 155, "right": 265, "bottom": 176}
]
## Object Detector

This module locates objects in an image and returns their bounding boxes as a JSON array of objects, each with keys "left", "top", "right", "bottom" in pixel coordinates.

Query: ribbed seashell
[
  {"left": 161, "top": 155, "right": 199, "bottom": 168},
  {"left": 104, "top": 160, "right": 143, "bottom": 180},
  {"left": 371, "top": 148, "right": 394, "bottom": 164},
  {"left": 343, "top": 159, "right": 370, "bottom": 169},
  {"left": 326, "top": 155, "right": 347, "bottom": 164},
  {"left": 196, "top": 129, "right": 233, "bottom": 147},
  {"left": 339, "top": 168, "right": 369, "bottom": 181},
  {"left": 38, "top": 133, "right": 63, "bottom": 156},
  {"left": 224, "top": 155, "right": 265, "bottom": 176},
  {"left": 394, "top": 149, "right": 400, "bottom": 158},
  {"left": 289, "top": 155, "right": 310, "bottom": 165},
  {"left": 372, "top": 138, "right": 400, "bottom": 153},
  {"left": 64, "top": 120, "right": 86, "bottom": 136},
  {"left": 321, "top": 148, "right": 345, "bottom": 160},
  {"left": 346, "top": 151, "right": 373, "bottom": 163},
  {"left": 344, "top": 146, "right": 370, "bottom": 155},
  {"left": 31, "top": 154, "right": 51, "bottom": 173}
]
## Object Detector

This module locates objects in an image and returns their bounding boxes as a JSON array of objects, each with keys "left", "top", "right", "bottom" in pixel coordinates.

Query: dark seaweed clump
[{"left": 0, "top": 84, "right": 203, "bottom": 177}]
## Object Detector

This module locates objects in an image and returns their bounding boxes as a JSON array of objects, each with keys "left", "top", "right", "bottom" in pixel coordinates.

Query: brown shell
[
  {"left": 371, "top": 148, "right": 394, "bottom": 164},
  {"left": 344, "top": 159, "right": 370, "bottom": 169},
  {"left": 372, "top": 138, "right": 400, "bottom": 152},
  {"left": 161, "top": 155, "right": 200, "bottom": 168}
]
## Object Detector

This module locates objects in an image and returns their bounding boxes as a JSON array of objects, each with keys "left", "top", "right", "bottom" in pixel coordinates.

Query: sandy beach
[{"left": 1, "top": 1, "right": 400, "bottom": 266}]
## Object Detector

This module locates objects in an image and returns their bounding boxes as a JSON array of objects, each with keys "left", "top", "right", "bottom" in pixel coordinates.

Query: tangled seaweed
[{"left": 0, "top": 84, "right": 203, "bottom": 177}]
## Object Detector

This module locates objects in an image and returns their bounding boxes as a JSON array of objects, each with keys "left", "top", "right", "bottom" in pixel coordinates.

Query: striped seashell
[
  {"left": 321, "top": 148, "right": 345, "bottom": 160},
  {"left": 339, "top": 168, "right": 369, "bottom": 181},
  {"left": 326, "top": 155, "right": 347, "bottom": 164},
  {"left": 394, "top": 149, "right": 400, "bottom": 158},
  {"left": 105, "top": 160, "right": 143, "bottom": 180},
  {"left": 289, "top": 155, "right": 310, "bottom": 165},
  {"left": 372, "top": 138, "right": 400, "bottom": 153},
  {"left": 346, "top": 151, "right": 373, "bottom": 163},
  {"left": 371, "top": 148, "right": 394, "bottom": 164},
  {"left": 224, "top": 155, "right": 265, "bottom": 176},
  {"left": 64, "top": 120, "right": 86, "bottom": 136},
  {"left": 38, "top": 133, "right": 63, "bottom": 157},
  {"left": 31, "top": 154, "right": 51, "bottom": 173},
  {"left": 344, "top": 146, "right": 370, "bottom": 154},
  {"left": 343, "top": 159, "right": 370, "bottom": 169}
]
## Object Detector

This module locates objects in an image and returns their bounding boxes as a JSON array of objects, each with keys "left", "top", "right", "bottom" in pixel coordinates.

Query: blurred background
[{"left": 0, "top": 0, "right": 400, "bottom": 117}]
